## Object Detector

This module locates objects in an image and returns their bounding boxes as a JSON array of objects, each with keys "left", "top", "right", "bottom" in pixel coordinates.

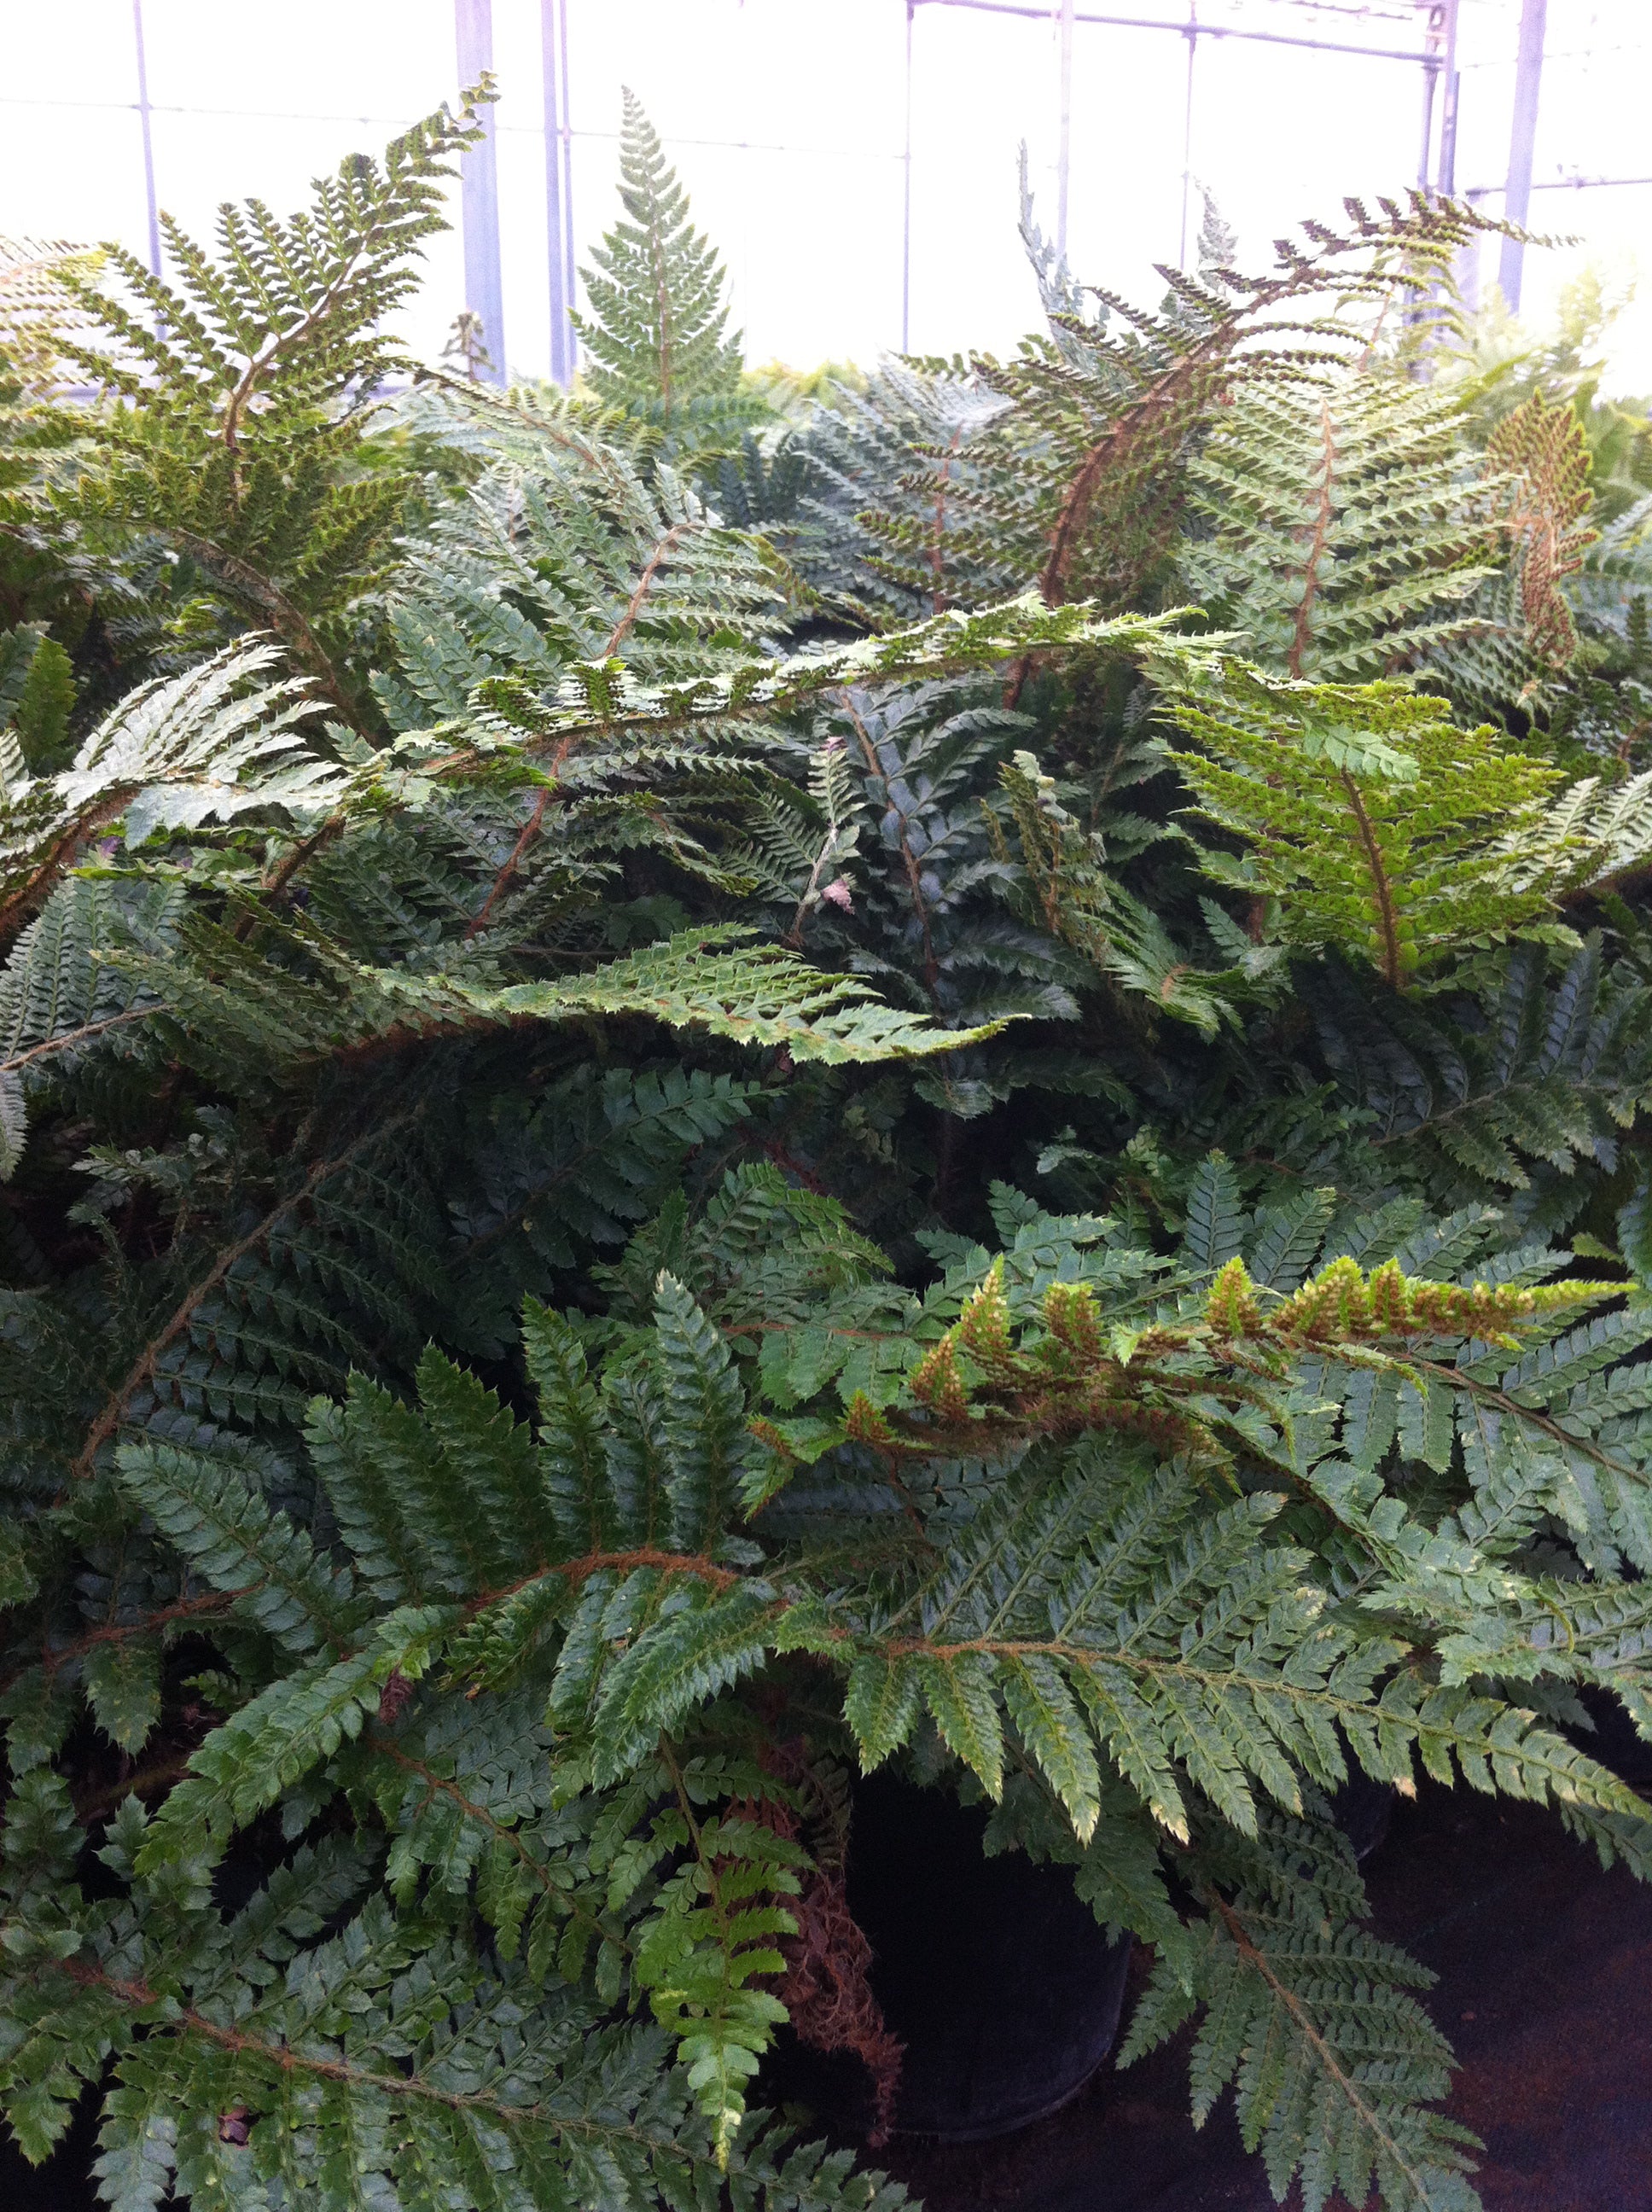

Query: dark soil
[{"left": 881, "top": 1780, "right": 1652, "bottom": 2211}]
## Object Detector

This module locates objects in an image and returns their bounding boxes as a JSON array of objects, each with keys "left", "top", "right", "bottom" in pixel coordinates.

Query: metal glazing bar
[
  {"left": 541, "top": 0, "right": 574, "bottom": 386},
  {"left": 455, "top": 0, "right": 507, "bottom": 384},
  {"left": 1498, "top": 0, "right": 1546, "bottom": 312},
  {"left": 1416, "top": 42, "right": 1438, "bottom": 187},
  {"left": 1436, "top": 0, "right": 1461, "bottom": 195},
  {"left": 558, "top": 0, "right": 575, "bottom": 370},
  {"left": 902, "top": 0, "right": 915, "bottom": 352},
  {"left": 1178, "top": 3, "right": 1196, "bottom": 267},
  {"left": 1056, "top": 0, "right": 1074, "bottom": 260},
  {"left": 910, "top": 0, "right": 1432, "bottom": 66},
  {"left": 1467, "top": 173, "right": 1652, "bottom": 195},
  {"left": 131, "top": 0, "right": 162, "bottom": 282}
]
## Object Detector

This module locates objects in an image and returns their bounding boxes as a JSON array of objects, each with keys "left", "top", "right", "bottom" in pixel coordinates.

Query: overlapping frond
[{"left": 1182, "top": 371, "right": 1497, "bottom": 681}]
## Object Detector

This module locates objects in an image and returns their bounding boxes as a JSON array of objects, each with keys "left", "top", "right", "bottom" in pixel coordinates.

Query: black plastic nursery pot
[
  {"left": 1333, "top": 1767, "right": 1398, "bottom": 1863},
  {"left": 769, "top": 1770, "right": 1405, "bottom": 2150},
  {"left": 769, "top": 1773, "right": 1133, "bottom": 2144}
]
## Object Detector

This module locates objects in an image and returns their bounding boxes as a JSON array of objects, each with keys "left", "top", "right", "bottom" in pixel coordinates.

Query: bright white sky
[{"left": 3, "top": 1, "right": 1651, "bottom": 388}]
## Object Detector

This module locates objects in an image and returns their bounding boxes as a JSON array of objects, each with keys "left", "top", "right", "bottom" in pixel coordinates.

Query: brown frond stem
[
  {"left": 0, "top": 796, "right": 136, "bottom": 945},
  {"left": 930, "top": 426, "right": 963, "bottom": 615},
  {"left": 73, "top": 1753, "right": 195, "bottom": 1823},
  {"left": 168, "top": 533, "right": 358, "bottom": 728},
  {"left": 0, "top": 1004, "right": 157, "bottom": 1075},
  {"left": 603, "top": 521, "right": 691, "bottom": 659},
  {"left": 466, "top": 789, "right": 551, "bottom": 940},
  {"left": 51, "top": 1954, "right": 713, "bottom": 2164},
  {"left": 0, "top": 1590, "right": 238, "bottom": 1705},
  {"left": 1338, "top": 766, "right": 1404, "bottom": 989},
  {"left": 1288, "top": 397, "right": 1338, "bottom": 681}
]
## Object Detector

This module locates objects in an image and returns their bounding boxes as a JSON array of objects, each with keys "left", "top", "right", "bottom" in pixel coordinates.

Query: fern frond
[
  {"left": 0, "top": 637, "right": 343, "bottom": 934},
  {"left": 48, "top": 90, "right": 490, "bottom": 720},
  {"left": 1182, "top": 370, "right": 1498, "bottom": 682},
  {"left": 1165, "top": 664, "right": 1568, "bottom": 988},
  {"left": 571, "top": 90, "right": 765, "bottom": 460},
  {"left": 1126, "top": 1831, "right": 1480, "bottom": 2212}
]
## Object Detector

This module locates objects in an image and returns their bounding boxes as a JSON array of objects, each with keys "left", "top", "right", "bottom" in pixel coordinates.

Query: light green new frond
[
  {"left": 1166, "top": 665, "right": 1567, "bottom": 988},
  {"left": 384, "top": 923, "right": 1005, "bottom": 1063},
  {"left": 618, "top": 1755, "right": 806, "bottom": 2161}
]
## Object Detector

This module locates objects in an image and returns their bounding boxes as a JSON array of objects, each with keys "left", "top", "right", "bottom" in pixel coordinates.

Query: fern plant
[
  {"left": 9, "top": 80, "right": 1652, "bottom": 2212},
  {"left": 15, "top": 1170, "right": 1652, "bottom": 2212}
]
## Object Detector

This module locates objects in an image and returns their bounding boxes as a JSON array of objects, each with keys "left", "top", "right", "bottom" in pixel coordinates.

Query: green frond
[
  {"left": 45, "top": 89, "right": 490, "bottom": 719},
  {"left": 1126, "top": 1826, "right": 1480, "bottom": 2212},
  {"left": 0, "top": 637, "right": 343, "bottom": 922},
  {"left": 375, "top": 422, "right": 788, "bottom": 731},
  {"left": 1165, "top": 664, "right": 1568, "bottom": 988},
  {"left": 570, "top": 90, "right": 765, "bottom": 459},
  {"left": 115, "top": 1435, "right": 362, "bottom": 1655},
  {"left": 1182, "top": 370, "right": 1498, "bottom": 683}
]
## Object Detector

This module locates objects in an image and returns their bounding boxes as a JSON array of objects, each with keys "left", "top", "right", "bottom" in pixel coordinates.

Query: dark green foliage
[
  {"left": 374, "top": 407, "right": 790, "bottom": 731},
  {"left": 8, "top": 91, "right": 1652, "bottom": 2212},
  {"left": 785, "top": 360, "right": 1018, "bottom": 624},
  {"left": 0, "top": 623, "right": 76, "bottom": 774}
]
